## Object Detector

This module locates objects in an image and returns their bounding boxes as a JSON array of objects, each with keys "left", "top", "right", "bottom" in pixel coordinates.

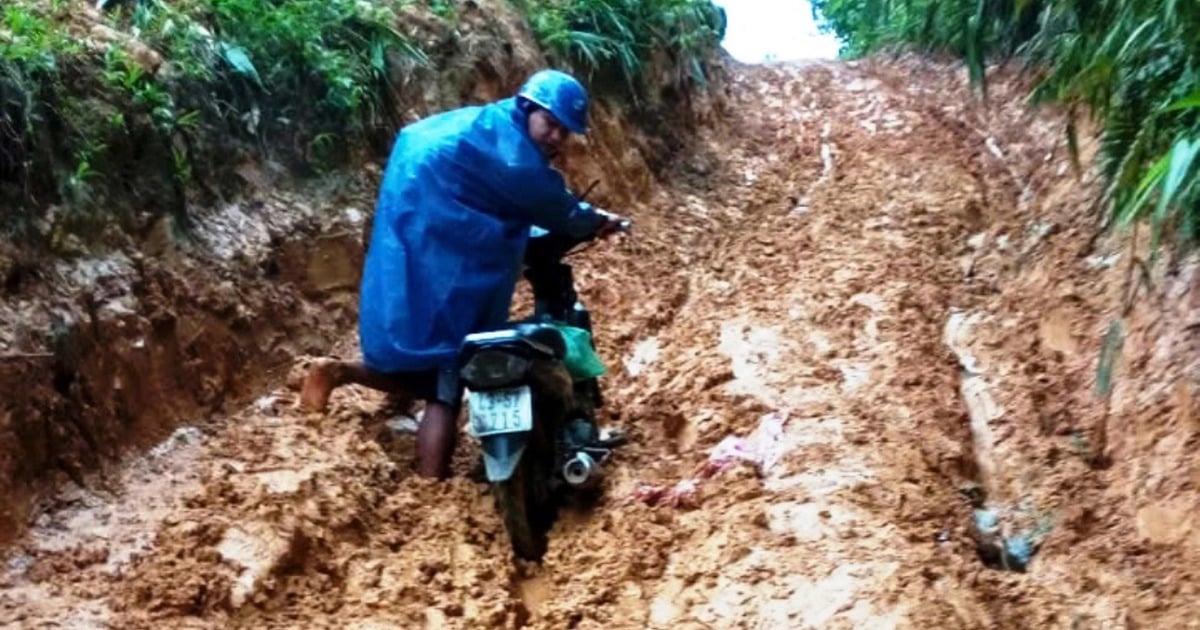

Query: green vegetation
[
  {"left": 523, "top": 0, "right": 725, "bottom": 98},
  {"left": 813, "top": 0, "right": 1200, "bottom": 255},
  {"left": 1, "top": 0, "right": 723, "bottom": 250},
  {"left": 1, "top": 0, "right": 426, "bottom": 245}
]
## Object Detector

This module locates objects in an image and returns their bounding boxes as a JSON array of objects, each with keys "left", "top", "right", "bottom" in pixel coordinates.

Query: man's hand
[{"left": 593, "top": 208, "right": 631, "bottom": 238}]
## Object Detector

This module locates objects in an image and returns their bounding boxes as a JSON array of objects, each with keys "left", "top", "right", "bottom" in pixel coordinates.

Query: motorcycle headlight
[{"left": 460, "top": 350, "right": 532, "bottom": 389}]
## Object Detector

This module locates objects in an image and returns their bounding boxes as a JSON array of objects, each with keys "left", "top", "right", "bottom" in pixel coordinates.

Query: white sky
[{"left": 714, "top": 0, "right": 842, "bottom": 62}]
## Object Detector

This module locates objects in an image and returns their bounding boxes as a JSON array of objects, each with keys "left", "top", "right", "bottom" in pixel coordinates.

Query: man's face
[{"left": 527, "top": 109, "right": 570, "bottom": 159}]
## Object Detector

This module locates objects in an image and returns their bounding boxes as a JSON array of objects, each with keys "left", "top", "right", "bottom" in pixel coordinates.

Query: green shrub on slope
[
  {"left": 523, "top": 0, "right": 725, "bottom": 99},
  {"left": 0, "top": 0, "right": 425, "bottom": 245},
  {"left": 813, "top": 0, "right": 1200, "bottom": 253}
]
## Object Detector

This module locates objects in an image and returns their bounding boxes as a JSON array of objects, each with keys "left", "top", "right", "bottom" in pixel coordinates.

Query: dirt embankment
[
  {"left": 914, "top": 67, "right": 1200, "bottom": 627},
  {"left": 0, "top": 0, "right": 725, "bottom": 543},
  {"left": 0, "top": 187, "right": 365, "bottom": 541}
]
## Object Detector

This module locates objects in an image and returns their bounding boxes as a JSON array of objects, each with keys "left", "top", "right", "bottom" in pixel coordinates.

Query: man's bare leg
[
  {"left": 416, "top": 401, "right": 458, "bottom": 479},
  {"left": 302, "top": 360, "right": 458, "bottom": 478},
  {"left": 300, "top": 360, "right": 410, "bottom": 411}
]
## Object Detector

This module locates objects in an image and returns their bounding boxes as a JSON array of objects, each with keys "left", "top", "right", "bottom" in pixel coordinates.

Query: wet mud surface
[
  {"left": 0, "top": 179, "right": 371, "bottom": 544},
  {"left": 4, "top": 59, "right": 1200, "bottom": 629}
]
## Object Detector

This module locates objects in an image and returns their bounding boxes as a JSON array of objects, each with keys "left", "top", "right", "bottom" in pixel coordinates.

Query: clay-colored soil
[{"left": 4, "top": 58, "right": 1199, "bottom": 630}]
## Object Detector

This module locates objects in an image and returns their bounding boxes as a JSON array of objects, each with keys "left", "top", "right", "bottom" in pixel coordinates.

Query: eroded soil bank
[
  {"left": 0, "top": 177, "right": 369, "bottom": 543},
  {"left": 4, "top": 57, "right": 1200, "bottom": 629},
  {"left": 0, "top": 0, "right": 717, "bottom": 544}
]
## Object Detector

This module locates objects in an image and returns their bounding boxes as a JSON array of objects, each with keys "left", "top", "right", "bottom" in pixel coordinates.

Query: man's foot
[{"left": 299, "top": 361, "right": 338, "bottom": 412}]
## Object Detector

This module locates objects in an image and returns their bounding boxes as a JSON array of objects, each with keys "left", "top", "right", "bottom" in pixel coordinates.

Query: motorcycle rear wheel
[{"left": 493, "top": 455, "right": 553, "bottom": 561}]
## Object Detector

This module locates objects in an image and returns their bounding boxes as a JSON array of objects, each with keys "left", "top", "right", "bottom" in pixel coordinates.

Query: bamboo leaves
[
  {"left": 813, "top": 0, "right": 1200, "bottom": 255},
  {"left": 526, "top": 0, "right": 723, "bottom": 96}
]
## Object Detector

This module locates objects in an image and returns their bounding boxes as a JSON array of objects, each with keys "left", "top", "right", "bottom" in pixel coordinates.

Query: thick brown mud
[
  {"left": 4, "top": 58, "right": 1200, "bottom": 630},
  {"left": 0, "top": 178, "right": 370, "bottom": 545}
]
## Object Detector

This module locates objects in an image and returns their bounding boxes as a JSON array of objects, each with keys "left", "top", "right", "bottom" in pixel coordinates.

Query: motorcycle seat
[
  {"left": 461, "top": 322, "right": 567, "bottom": 359},
  {"left": 514, "top": 322, "right": 568, "bottom": 358}
]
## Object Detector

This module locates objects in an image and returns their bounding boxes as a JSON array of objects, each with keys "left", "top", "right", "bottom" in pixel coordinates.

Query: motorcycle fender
[{"left": 479, "top": 433, "right": 529, "bottom": 482}]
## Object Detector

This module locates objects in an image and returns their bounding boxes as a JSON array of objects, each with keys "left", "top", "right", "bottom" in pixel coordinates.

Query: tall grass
[
  {"left": 2, "top": 0, "right": 727, "bottom": 248},
  {"left": 0, "top": 0, "right": 426, "bottom": 246},
  {"left": 812, "top": 0, "right": 1200, "bottom": 255},
  {"left": 134, "top": 0, "right": 426, "bottom": 126},
  {"left": 523, "top": 0, "right": 725, "bottom": 98}
]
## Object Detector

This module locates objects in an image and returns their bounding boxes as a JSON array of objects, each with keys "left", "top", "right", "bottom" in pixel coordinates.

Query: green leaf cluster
[
  {"left": 523, "top": 0, "right": 726, "bottom": 97},
  {"left": 0, "top": 0, "right": 426, "bottom": 244},
  {"left": 812, "top": 0, "right": 1200, "bottom": 254}
]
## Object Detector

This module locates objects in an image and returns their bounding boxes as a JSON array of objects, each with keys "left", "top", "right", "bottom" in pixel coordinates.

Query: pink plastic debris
[
  {"left": 705, "top": 435, "right": 751, "bottom": 474},
  {"left": 631, "top": 483, "right": 666, "bottom": 504},
  {"left": 630, "top": 412, "right": 790, "bottom": 508},
  {"left": 631, "top": 480, "right": 698, "bottom": 508},
  {"left": 703, "top": 411, "right": 788, "bottom": 477}
]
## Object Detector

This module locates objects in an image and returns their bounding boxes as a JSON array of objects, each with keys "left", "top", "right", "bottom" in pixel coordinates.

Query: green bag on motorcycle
[{"left": 549, "top": 322, "right": 607, "bottom": 380}]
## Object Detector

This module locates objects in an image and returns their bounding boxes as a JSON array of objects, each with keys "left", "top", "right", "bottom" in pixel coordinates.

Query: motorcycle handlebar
[
  {"left": 593, "top": 208, "right": 632, "bottom": 237},
  {"left": 525, "top": 213, "right": 630, "bottom": 267}
]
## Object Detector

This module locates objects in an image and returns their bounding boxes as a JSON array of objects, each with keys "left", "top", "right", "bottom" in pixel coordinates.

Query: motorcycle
[{"left": 456, "top": 216, "right": 630, "bottom": 561}]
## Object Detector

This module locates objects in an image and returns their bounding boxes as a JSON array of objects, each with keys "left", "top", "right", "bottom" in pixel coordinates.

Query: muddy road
[{"left": 1, "top": 60, "right": 1163, "bottom": 629}]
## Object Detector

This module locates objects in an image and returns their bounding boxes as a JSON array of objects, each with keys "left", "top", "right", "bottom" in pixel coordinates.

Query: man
[{"left": 299, "top": 69, "right": 624, "bottom": 479}]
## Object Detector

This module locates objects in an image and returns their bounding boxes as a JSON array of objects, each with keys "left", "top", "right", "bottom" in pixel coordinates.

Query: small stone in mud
[
  {"left": 418, "top": 559, "right": 448, "bottom": 577},
  {"left": 480, "top": 603, "right": 512, "bottom": 626},
  {"left": 73, "top": 544, "right": 110, "bottom": 568},
  {"left": 175, "top": 519, "right": 203, "bottom": 536},
  {"left": 736, "top": 484, "right": 764, "bottom": 501},
  {"left": 723, "top": 544, "right": 752, "bottom": 563},
  {"left": 846, "top": 430, "right": 870, "bottom": 445}
]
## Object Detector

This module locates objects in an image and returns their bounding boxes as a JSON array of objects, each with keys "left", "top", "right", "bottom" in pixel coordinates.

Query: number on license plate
[{"left": 468, "top": 386, "right": 533, "bottom": 436}]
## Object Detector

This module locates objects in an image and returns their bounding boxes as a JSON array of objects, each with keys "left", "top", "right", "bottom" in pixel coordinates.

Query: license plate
[{"left": 468, "top": 386, "right": 533, "bottom": 436}]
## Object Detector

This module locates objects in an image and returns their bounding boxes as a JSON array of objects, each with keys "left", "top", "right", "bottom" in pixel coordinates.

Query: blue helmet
[{"left": 517, "top": 69, "right": 590, "bottom": 134}]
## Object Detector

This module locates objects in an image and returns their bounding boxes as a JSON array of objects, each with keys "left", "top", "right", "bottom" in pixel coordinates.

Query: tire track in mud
[{"left": 5, "top": 61, "right": 1054, "bottom": 629}]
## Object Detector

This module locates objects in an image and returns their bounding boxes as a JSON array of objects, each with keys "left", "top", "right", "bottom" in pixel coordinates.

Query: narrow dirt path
[
  {"left": 2, "top": 61, "right": 1111, "bottom": 629},
  {"left": 593, "top": 62, "right": 991, "bottom": 628}
]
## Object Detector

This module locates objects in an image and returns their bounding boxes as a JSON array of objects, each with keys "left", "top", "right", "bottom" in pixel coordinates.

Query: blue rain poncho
[{"left": 358, "top": 97, "right": 602, "bottom": 373}]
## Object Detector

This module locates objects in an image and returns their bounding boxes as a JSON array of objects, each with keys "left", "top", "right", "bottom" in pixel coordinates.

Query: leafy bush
[
  {"left": 2, "top": 0, "right": 728, "bottom": 249},
  {"left": 523, "top": 0, "right": 725, "bottom": 97},
  {"left": 133, "top": 0, "right": 426, "bottom": 126},
  {"left": 0, "top": 0, "right": 426, "bottom": 245},
  {"left": 1, "top": 4, "right": 84, "bottom": 201},
  {"left": 812, "top": 0, "right": 1200, "bottom": 254},
  {"left": 810, "top": 0, "right": 1040, "bottom": 66}
]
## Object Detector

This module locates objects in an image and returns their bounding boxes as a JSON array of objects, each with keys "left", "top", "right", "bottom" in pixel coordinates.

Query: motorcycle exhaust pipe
[{"left": 562, "top": 451, "right": 600, "bottom": 488}]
